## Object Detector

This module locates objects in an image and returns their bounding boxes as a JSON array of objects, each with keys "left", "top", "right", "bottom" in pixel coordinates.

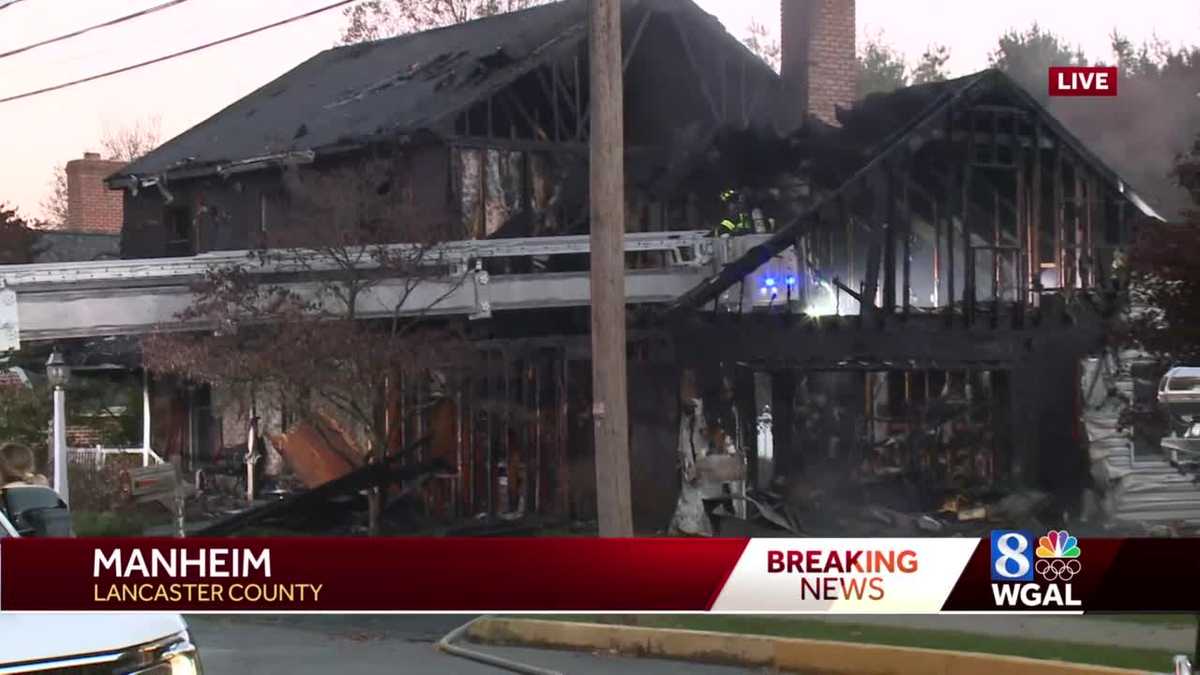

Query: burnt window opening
[
  {"left": 452, "top": 146, "right": 565, "bottom": 240},
  {"left": 259, "top": 188, "right": 288, "bottom": 234},
  {"left": 164, "top": 206, "right": 194, "bottom": 256}
]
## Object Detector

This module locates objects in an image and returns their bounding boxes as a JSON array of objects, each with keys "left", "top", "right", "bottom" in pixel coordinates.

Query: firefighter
[{"left": 716, "top": 189, "right": 753, "bottom": 237}]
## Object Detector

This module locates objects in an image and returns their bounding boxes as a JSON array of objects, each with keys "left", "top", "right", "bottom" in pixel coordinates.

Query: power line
[
  {"left": 0, "top": 0, "right": 192, "bottom": 61},
  {"left": 0, "top": 0, "right": 357, "bottom": 105},
  {"left": 0, "top": 0, "right": 29, "bottom": 11}
]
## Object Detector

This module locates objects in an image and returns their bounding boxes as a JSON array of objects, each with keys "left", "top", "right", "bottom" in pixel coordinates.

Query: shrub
[{"left": 72, "top": 510, "right": 149, "bottom": 537}]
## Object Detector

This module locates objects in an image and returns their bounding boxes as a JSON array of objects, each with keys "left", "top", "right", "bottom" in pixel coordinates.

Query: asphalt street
[{"left": 184, "top": 615, "right": 760, "bottom": 674}]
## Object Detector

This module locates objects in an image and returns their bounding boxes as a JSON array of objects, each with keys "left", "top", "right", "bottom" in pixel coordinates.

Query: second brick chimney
[
  {"left": 65, "top": 152, "right": 126, "bottom": 233},
  {"left": 780, "top": 0, "right": 857, "bottom": 129}
]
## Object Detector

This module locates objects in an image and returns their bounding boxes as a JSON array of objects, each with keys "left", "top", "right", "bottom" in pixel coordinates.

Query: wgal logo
[
  {"left": 989, "top": 529, "right": 1083, "bottom": 607},
  {"left": 991, "top": 530, "right": 1034, "bottom": 581}
]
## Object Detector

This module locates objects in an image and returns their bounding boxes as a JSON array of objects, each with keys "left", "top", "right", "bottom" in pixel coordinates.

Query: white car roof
[{"left": 1164, "top": 367, "right": 1200, "bottom": 380}]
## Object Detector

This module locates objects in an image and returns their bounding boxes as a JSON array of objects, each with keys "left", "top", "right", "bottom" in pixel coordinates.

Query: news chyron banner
[{"left": 0, "top": 532, "right": 1196, "bottom": 612}]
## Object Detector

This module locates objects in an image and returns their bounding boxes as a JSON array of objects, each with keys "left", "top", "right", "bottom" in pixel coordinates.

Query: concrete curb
[
  {"left": 466, "top": 618, "right": 1154, "bottom": 675},
  {"left": 435, "top": 615, "right": 563, "bottom": 675}
]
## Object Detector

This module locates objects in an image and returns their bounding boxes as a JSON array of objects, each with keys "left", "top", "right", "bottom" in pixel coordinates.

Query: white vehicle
[
  {"left": 1158, "top": 367, "right": 1200, "bottom": 470},
  {"left": 0, "top": 484, "right": 204, "bottom": 674}
]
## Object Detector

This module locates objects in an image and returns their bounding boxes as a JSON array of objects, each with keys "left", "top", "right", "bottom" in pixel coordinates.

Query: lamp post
[{"left": 46, "top": 349, "right": 71, "bottom": 503}]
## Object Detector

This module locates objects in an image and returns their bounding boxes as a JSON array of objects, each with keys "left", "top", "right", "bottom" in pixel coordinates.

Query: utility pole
[{"left": 589, "top": 0, "right": 633, "bottom": 536}]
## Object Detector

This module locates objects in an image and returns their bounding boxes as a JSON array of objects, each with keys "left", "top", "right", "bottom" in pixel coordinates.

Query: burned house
[
  {"left": 111, "top": 0, "right": 787, "bottom": 258},
  {"left": 671, "top": 68, "right": 1164, "bottom": 529},
  {"left": 2, "top": 0, "right": 1168, "bottom": 533}
]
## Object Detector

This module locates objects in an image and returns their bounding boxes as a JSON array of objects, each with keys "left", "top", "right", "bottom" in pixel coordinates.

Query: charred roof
[{"left": 112, "top": 0, "right": 778, "bottom": 184}]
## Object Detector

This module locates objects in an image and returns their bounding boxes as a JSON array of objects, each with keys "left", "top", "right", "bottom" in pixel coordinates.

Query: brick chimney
[
  {"left": 780, "top": 0, "right": 856, "bottom": 129},
  {"left": 65, "top": 152, "right": 126, "bottom": 233}
]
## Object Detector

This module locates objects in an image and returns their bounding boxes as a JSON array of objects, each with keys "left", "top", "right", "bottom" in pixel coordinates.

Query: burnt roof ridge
[{"left": 326, "top": 0, "right": 587, "bottom": 55}]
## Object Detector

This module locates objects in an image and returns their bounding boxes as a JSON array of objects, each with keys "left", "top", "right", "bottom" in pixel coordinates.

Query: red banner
[
  {"left": 0, "top": 537, "right": 748, "bottom": 611},
  {"left": 3, "top": 536, "right": 1199, "bottom": 612}
]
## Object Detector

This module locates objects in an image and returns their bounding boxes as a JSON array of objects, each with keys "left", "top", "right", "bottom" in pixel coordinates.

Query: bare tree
[
  {"left": 338, "top": 0, "right": 550, "bottom": 44},
  {"left": 39, "top": 165, "right": 68, "bottom": 228},
  {"left": 100, "top": 115, "right": 162, "bottom": 163},
  {"left": 743, "top": 20, "right": 780, "bottom": 73},
  {"left": 143, "top": 153, "right": 470, "bottom": 534},
  {"left": 39, "top": 116, "right": 162, "bottom": 228}
]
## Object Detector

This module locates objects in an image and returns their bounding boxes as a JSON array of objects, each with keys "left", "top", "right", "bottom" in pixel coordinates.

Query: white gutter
[{"left": 1118, "top": 179, "right": 1166, "bottom": 222}]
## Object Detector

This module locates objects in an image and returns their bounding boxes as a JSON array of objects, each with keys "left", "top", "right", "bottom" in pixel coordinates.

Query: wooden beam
[
  {"left": 902, "top": 179, "right": 912, "bottom": 315},
  {"left": 622, "top": 8, "right": 654, "bottom": 72},
  {"left": 951, "top": 131, "right": 1054, "bottom": 150},
  {"left": 993, "top": 189, "right": 1001, "bottom": 305},
  {"left": 933, "top": 198, "right": 941, "bottom": 308},
  {"left": 963, "top": 108, "right": 976, "bottom": 322},
  {"left": 503, "top": 90, "right": 550, "bottom": 142},
  {"left": 450, "top": 136, "right": 586, "bottom": 153},
  {"left": 881, "top": 169, "right": 896, "bottom": 313},
  {"left": 1032, "top": 122, "right": 1043, "bottom": 294},
  {"left": 1052, "top": 140, "right": 1064, "bottom": 290},
  {"left": 833, "top": 278, "right": 864, "bottom": 304},
  {"left": 535, "top": 65, "right": 564, "bottom": 142},
  {"left": 945, "top": 108, "right": 957, "bottom": 315},
  {"left": 862, "top": 239, "right": 882, "bottom": 317},
  {"left": 1073, "top": 164, "right": 1084, "bottom": 289},
  {"left": 552, "top": 61, "right": 580, "bottom": 119},
  {"left": 841, "top": 196, "right": 853, "bottom": 284},
  {"left": 668, "top": 12, "right": 722, "bottom": 124},
  {"left": 1085, "top": 174, "right": 1096, "bottom": 288},
  {"left": 574, "top": 54, "right": 584, "bottom": 141},
  {"left": 1013, "top": 113, "right": 1026, "bottom": 314}
]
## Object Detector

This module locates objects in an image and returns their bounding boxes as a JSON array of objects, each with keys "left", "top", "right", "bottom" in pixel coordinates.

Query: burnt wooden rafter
[
  {"left": 575, "top": 10, "right": 652, "bottom": 135},
  {"left": 573, "top": 54, "right": 585, "bottom": 141},
  {"left": 666, "top": 11, "right": 722, "bottom": 125},
  {"left": 534, "top": 66, "right": 565, "bottom": 141},
  {"left": 502, "top": 89, "right": 549, "bottom": 141},
  {"left": 622, "top": 8, "right": 654, "bottom": 72},
  {"left": 450, "top": 136, "right": 586, "bottom": 153}
]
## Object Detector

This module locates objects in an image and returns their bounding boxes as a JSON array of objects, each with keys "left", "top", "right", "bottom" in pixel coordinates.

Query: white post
[
  {"left": 142, "top": 370, "right": 151, "bottom": 467},
  {"left": 245, "top": 415, "right": 257, "bottom": 505},
  {"left": 52, "top": 385, "right": 68, "bottom": 503}
]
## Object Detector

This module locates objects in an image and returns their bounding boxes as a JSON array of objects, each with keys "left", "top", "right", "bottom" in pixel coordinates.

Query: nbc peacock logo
[{"left": 1034, "top": 530, "right": 1081, "bottom": 582}]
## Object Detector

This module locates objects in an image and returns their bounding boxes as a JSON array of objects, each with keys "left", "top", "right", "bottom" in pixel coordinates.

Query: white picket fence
[{"left": 67, "top": 446, "right": 165, "bottom": 468}]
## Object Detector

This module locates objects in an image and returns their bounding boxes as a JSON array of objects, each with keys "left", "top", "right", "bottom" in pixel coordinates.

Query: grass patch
[
  {"left": 72, "top": 511, "right": 150, "bottom": 536},
  {"left": 541, "top": 615, "right": 1179, "bottom": 672}
]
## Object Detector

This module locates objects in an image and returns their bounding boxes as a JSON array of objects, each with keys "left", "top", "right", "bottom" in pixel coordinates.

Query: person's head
[{"left": 0, "top": 443, "right": 37, "bottom": 482}]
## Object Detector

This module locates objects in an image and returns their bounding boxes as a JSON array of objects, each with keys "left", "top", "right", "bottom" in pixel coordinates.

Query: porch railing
[{"left": 67, "top": 445, "right": 165, "bottom": 468}]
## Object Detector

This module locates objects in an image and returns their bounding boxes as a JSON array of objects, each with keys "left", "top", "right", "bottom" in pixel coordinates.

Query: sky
[{"left": 0, "top": 0, "right": 1197, "bottom": 219}]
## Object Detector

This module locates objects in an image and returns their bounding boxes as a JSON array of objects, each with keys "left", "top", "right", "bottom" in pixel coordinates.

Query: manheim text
[
  {"left": 92, "top": 548, "right": 322, "bottom": 604},
  {"left": 94, "top": 548, "right": 271, "bottom": 578}
]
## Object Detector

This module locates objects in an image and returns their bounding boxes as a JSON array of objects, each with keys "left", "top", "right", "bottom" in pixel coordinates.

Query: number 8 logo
[{"left": 994, "top": 532, "right": 1031, "bottom": 579}]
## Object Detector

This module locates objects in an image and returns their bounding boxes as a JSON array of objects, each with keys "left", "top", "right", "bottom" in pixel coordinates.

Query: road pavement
[{"left": 185, "top": 614, "right": 759, "bottom": 674}]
